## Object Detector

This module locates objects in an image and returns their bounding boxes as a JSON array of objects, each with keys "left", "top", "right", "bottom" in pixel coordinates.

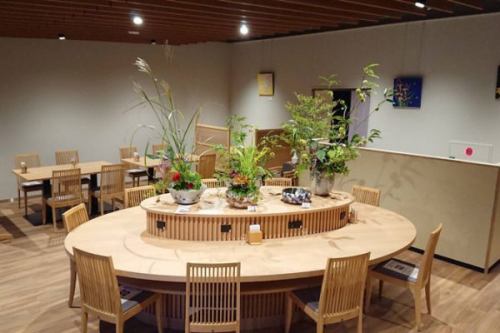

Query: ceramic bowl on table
[{"left": 281, "top": 187, "right": 312, "bottom": 205}]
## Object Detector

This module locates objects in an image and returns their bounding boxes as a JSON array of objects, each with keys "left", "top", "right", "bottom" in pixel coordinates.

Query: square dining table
[
  {"left": 121, "top": 154, "right": 200, "bottom": 182},
  {"left": 12, "top": 161, "right": 113, "bottom": 222}
]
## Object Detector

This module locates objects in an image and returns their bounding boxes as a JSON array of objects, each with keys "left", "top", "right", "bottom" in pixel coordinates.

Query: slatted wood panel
[
  {"left": 146, "top": 204, "right": 349, "bottom": 241},
  {"left": 264, "top": 178, "right": 293, "bottom": 187},
  {"left": 195, "top": 124, "right": 230, "bottom": 156},
  {"left": 0, "top": 1, "right": 493, "bottom": 45},
  {"left": 185, "top": 262, "right": 241, "bottom": 332},
  {"left": 352, "top": 185, "right": 381, "bottom": 206},
  {"left": 124, "top": 185, "right": 156, "bottom": 208},
  {"left": 62, "top": 203, "right": 89, "bottom": 232},
  {"left": 55, "top": 150, "right": 80, "bottom": 165},
  {"left": 201, "top": 178, "right": 225, "bottom": 189}
]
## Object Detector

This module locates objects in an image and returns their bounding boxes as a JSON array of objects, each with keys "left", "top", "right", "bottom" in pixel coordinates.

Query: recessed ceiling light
[
  {"left": 415, "top": 0, "right": 426, "bottom": 8},
  {"left": 239, "top": 22, "right": 249, "bottom": 36},
  {"left": 132, "top": 15, "right": 143, "bottom": 25},
  {"left": 128, "top": 31, "right": 140, "bottom": 35},
  {"left": 151, "top": 39, "right": 157, "bottom": 45},
  {"left": 58, "top": 33, "right": 66, "bottom": 40}
]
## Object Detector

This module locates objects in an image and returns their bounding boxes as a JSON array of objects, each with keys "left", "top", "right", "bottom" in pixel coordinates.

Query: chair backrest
[
  {"left": 198, "top": 154, "right": 216, "bottom": 178},
  {"left": 352, "top": 185, "right": 381, "bottom": 206},
  {"left": 73, "top": 247, "right": 121, "bottom": 318},
  {"left": 63, "top": 203, "right": 89, "bottom": 232},
  {"left": 185, "top": 262, "right": 241, "bottom": 331},
  {"left": 51, "top": 168, "right": 83, "bottom": 202},
  {"left": 55, "top": 150, "right": 80, "bottom": 165},
  {"left": 417, "top": 224, "right": 443, "bottom": 286},
  {"left": 15, "top": 153, "right": 41, "bottom": 169},
  {"left": 119, "top": 146, "right": 137, "bottom": 159},
  {"left": 265, "top": 177, "right": 293, "bottom": 187},
  {"left": 201, "top": 178, "right": 224, "bottom": 189},
  {"left": 318, "top": 253, "right": 369, "bottom": 319},
  {"left": 124, "top": 185, "right": 156, "bottom": 208},
  {"left": 100, "top": 164, "right": 125, "bottom": 196},
  {"left": 152, "top": 143, "right": 166, "bottom": 155}
]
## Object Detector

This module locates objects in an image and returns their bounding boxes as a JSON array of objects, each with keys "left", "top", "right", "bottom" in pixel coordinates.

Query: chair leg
[
  {"left": 357, "top": 311, "right": 363, "bottom": 333},
  {"left": 155, "top": 297, "right": 163, "bottom": 333},
  {"left": 23, "top": 190, "right": 28, "bottom": 216},
  {"left": 69, "top": 259, "right": 77, "bottom": 307},
  {"left": 378, "top": 280, "right": 384, "bottom": 299},
  {"left": 17, "top": 188, "right": 21, "bottom": 208},
  {"left": 425, "top": 282, "right": 432, "bottom": 314},
  {"left": 100, "top": 199, "right": 104, "bottom": 216},
  {"left": 115, "top": 320, "right": 124, "bottom": 333},
  {"left": 52, "top": 206, "right": 58, "bottom": 232},
  {"left": 81, "top": 311, "right": 88, "bottom": 333},
  {"left": 111, "top": 199, "right": 115, "bottom": 211},
  {"left": 42, "top": 199, "right": 46, "bottom": 225},
  {"left": 365, "top": 275, "right": 373, "bottom": 312},
  {"left": 316, "top": 321, "right": 324, "bottom": 333},
  {"left": 284, "top": 294, "right": 293, "bottom": 333},
  {"left": 411, "top": 288, "right": 423, "bottom": 331}
]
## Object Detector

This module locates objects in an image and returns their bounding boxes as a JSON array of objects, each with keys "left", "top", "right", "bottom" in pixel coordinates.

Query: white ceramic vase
[
  {"left": 311, "top": 173, "right": 335, "bottom": 196},
  {"left": 169, "top": 184, "right": 207, "bottom": 205}
]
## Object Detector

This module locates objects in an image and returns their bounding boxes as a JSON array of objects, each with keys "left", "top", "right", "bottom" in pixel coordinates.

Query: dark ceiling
[{"left": 0, "top": 0, "right": 499, "bottom": 45}]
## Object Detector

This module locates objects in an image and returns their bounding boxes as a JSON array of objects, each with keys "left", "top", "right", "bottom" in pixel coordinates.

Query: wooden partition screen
[
  {"left": 255, "top": 128, "right": 291, "bottom": 171},
  {"left": 195, "top": 124, "right": 230, "bottom": 156}
]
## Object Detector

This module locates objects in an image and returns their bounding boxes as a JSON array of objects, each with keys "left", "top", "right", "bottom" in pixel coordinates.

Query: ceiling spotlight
[
  {"left": 239, "top": 22, "right": 249, "bottom": 36},
  {"left": 132, "top": 15, "right": 143, "bottom": 25},
  {"left": 415, "top": 0, "right": 426, "bottom": 8},
  {"left": 58, "top": 33, "right": 66, "bottom": 40},
  {"left": 151, "top": 39, "right": 157, "bottom": 45}
]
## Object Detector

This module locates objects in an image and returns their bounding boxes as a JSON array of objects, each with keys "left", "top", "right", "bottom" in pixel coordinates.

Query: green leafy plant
[
  {"left": 283, "top": 64, "right": 393, "bottom": 179},
  {"left": 214, "top": 115, "right": 273, "bottom": 203},
  {"left": 131, "top": 57, "right": 202, "bottom": 192}
]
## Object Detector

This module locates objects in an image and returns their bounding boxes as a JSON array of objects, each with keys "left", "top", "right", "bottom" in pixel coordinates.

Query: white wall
[
  {"left": 230, "top": 13, "right": 500, "bottom": 161},
  {"left": 0, "top": 38, "right": 230, "bottom": 199}
]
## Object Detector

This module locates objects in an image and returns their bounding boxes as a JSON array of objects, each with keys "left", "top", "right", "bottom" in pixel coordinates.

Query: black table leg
[
  {"left": 89, "top": 174, "right": 99, "bottom": 216},
  {"left": 147, "top": 167, "right": 155, "bottom": 183},
  {"left": 42, "top": 179, "right": 52, "bottom": 223}
]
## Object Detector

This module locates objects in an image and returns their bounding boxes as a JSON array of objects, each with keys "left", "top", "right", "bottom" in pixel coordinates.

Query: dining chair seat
[
  {"left": 127, "top": 168, "right": 148, "bottom": 175},
  {"left": 81, "top": 175, "right": 91, "bottom": 184},
  {"left": 290, "top": 287, "right": 321, "bottom": 312},
  {"left": 47, "top": 194, "right": 82, "bottom": 204},
  {"left": 120, "top": 286, "right": 155, "bottom": 312},
  {"left": 373, "top": 258, "right": 419, "bottom": 283},
  {"left": 21, "top": 180, "right": 43, "bottom": 189}
]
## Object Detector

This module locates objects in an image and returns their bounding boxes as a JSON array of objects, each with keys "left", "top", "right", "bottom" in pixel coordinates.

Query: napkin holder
[
  {"left": 20, "top": 162, "right": 27, "bottom": 174},
  {"left": 247, "top": 224, "right": 263, "bottom": 245}
]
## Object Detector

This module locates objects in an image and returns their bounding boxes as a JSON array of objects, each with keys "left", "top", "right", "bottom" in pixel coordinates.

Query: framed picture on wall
[
  {"left": 393, "top": 76, "right": 423, "bottom": 108},
  {"left": 257, "top": 72, "right": 274, "bottom": 96},
  {"left": 496, "top": 66, "right": 500, "bottom": 99},
  {"left": 312, "top": 88, "right": 334, "bottom": 103}
]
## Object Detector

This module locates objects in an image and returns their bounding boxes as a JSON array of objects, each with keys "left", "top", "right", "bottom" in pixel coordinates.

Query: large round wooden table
[{"left": 65, "top": 188, "right": 416, "bottom": 331}]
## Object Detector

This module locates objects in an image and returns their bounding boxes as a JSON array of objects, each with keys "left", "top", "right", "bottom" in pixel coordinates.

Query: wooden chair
[
  {"left": 285, "top": 253, "right": 370, "bottom": 333},
  {"left": 197, "top": 153, "right": 216, "bottom": 179},
  {"left": 120, "top": 146, "right": 148, "bottom": 187},
  {"left": 124, "top": 185, "right": 156, "bottom": 208},
  {"left": 201, "top": 178, "right": 224, "bottom": 188},
  {"left": 185, "top": 262, "right": 241, "bottom": 333},
  {"left": 43, "top": 168, "right": 85, "bottom": 232},
  {"left": 15, "top": 153, "right": 43, "bottom": 216},
  {"left": 73, "top": 248, "right": 163, "bottom": 333},
  {"left": 55, "top": 149, "right": 91, "bottom": 185},
  {"left": 55, "top": 149, "right": 80, "bottom": 165},
  {"left": 265, "top": 177, "right": 293, "bottom": 187},
  {"left": 352, "top": 185, "right": 381, "bottom": 206},
  {"left": 91, "top": 164, "right": 125, "bottom": 215},
  {"left": 365, "top": 224, "right": 443, "bottom": 331},
  {"left": 152, "top": 143, "right": 167, "bottom": 155},
  {"left": 62, "top": 203, "right": 89, "bottom": 308}
]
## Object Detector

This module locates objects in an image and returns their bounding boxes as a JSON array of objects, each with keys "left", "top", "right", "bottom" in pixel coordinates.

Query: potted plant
[
  {"left": 214, "top": 116, "right": 273, "bottom": 208},
  {"left": 132, "top": 57, "right": 205, "bottom": 204},
  {"left": 282, "top": 64, "right": 392, "bottom": 195}
]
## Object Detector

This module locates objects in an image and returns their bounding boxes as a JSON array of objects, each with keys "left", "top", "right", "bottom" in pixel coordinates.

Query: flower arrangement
[
  {"left": 131, "top": 57, "right": 204, "bottom": 202},
  {"left": 214, "top": 115, "right": 274, "bottom": 208},
  {"left": 282, "top": 64, "right": 392, "bottom": 194}
]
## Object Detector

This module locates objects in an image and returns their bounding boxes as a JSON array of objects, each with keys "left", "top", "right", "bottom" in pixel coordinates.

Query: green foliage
[
  {"left": 283, "top": 64, "right": 393, "bottom": 178},
  {"left": 131, "top": 57, "right": 202, "bottom": 191},
  {"left": 214, "top": 115, "right": 273, "bottom": 199}
]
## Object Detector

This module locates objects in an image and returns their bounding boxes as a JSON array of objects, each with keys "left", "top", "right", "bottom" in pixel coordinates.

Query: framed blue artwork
[{"left": 393, "top": 77, "right": 423, "bottom": 108}]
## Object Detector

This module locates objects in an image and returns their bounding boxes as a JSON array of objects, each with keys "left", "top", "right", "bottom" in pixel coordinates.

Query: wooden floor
[{"left": 1, "top": 197, "right": 500, "bottom": 333}]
